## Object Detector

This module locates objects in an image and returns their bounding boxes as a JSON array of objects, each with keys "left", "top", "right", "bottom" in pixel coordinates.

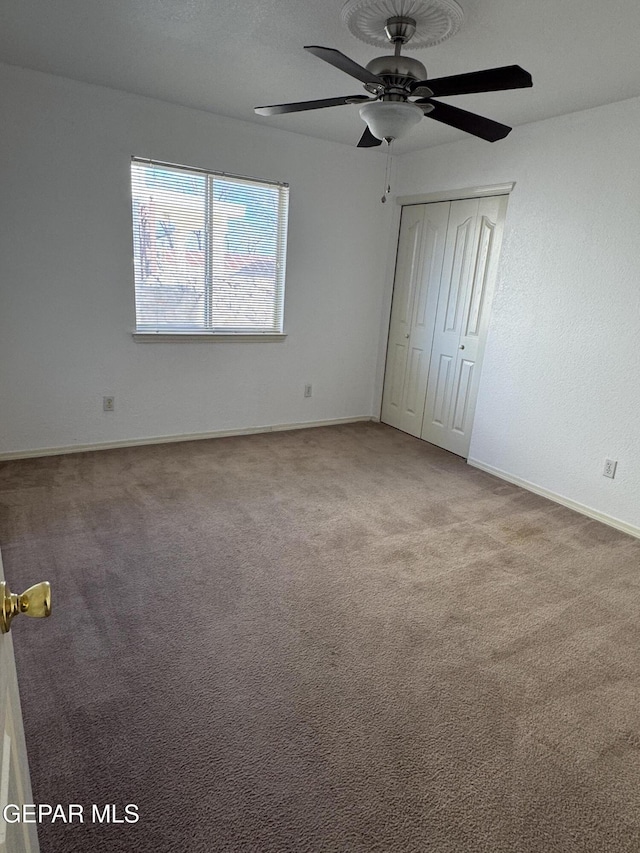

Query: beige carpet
[{"left": 1, "top": 422, "right": 640, "bottom": 852}]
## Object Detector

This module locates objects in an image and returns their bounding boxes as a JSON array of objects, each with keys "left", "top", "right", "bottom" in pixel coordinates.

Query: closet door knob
[
  {"left": 0, "top": 581, "right": 52, "bottom": 634},
  {"left": 459, "top": 344, "right": 465, "bottom": 350}
]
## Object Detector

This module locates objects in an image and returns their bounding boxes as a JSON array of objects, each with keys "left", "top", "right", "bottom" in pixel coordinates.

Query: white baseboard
[
  {"left": 467, "top": 458, "right": 640, "bottom": 540},
  {"left": 0, "top": 416, "right": 375, "bottom": 461}
]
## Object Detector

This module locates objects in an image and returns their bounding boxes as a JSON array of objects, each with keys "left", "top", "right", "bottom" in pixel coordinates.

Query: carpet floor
[{"left": 1, "top": 422, "right": 640, "bottom": 852}]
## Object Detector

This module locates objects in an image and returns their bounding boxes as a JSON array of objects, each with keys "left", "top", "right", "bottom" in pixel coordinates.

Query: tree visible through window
[{"left": 131, "top": 159, "right": 289, "bottom": 334}]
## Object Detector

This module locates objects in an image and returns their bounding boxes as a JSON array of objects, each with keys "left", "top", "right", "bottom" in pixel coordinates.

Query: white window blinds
[{"left": 131, "top": 159, "right": 289, "bottom": 334}]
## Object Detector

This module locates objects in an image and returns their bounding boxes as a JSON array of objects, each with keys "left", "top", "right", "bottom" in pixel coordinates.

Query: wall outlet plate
[
  {"left": 103, "top": 396, "right": 115, "bottom": 412},
  {"left": 603, "top": 458, "right": 617, "bottom": 479},
  {"left": 304, "top": 384, "right": 312, "bottom": 398}
]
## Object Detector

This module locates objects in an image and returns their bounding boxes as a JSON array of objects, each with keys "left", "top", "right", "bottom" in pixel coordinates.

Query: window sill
[{"left": 132, "top": 332, "right": 287, "bottom": 343}]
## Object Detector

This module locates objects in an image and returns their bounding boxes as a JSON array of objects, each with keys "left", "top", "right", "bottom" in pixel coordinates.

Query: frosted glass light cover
[{"left": 359, "top": 101, "right": 424, "bottom": 141}]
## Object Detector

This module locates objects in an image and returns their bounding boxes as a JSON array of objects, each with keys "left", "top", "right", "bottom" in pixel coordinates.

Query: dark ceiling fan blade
[
  {"left": 304, "top": 46, "right": 385, "bottom": 87},
  {"left": 255, "top": 95, "right": 370, "bottom": 116},
  {"left": 411, "top": 65, "right": 532, "bottom": 97},
  {"left": 418, "top": 99, "right": 512, "bottom": 142},
  {"left": 357, "top": 126, "right": 383, "bottom": 148}
]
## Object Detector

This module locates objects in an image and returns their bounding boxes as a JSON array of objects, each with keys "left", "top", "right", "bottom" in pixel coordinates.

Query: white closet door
[
  {"left": 381, "top": 202, "right": 449, "bottom": 437},
  {"left": 421, "top": 195, "right": 507, "bottom": 456}
]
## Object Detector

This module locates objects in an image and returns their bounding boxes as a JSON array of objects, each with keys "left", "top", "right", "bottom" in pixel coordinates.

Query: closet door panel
[
  {"left": 381, "top": 202, "right": 449, "bottom": 436},
  {"left": 421, "top": 195, "right": 507, "bottom": 456}
]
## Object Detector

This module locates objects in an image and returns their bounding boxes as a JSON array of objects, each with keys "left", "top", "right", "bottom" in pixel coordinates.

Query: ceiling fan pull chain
[{"left": 381, "top": 140, "right": 393, "bottom": 203}]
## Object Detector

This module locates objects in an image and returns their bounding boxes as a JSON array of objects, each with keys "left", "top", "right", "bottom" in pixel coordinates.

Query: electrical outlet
[
  {"left": 103, "top": 396, "right": 115, "bottom": 412},
  {"left": 304, "top": 384, "right": 312, "bottom": 398},
  {"left": 603, "top": 458, "right": 617, "bottom": 479}
]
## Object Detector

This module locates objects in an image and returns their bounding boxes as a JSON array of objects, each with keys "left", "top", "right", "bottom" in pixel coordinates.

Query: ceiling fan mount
[
  {"left": 341, "top": 0, "right": 464, "bottom": 50},
  {"left": 255, "top": 0, "right": 532, "bottom": 147},
  {"left": 383, "top": 15, "right": 418, "bottom": 45}
]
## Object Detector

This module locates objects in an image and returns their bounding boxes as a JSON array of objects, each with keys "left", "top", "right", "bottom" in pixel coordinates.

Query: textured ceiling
[{"left": 2, "top": 0, "right": 640, "bottom": 153}]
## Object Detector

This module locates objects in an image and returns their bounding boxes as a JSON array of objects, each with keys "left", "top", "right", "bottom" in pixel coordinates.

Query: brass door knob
[{"left": 0, "top": 581, "right": 52, "bottom": 634}]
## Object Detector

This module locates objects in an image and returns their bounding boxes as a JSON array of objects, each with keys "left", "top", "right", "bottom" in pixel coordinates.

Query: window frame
[{"left": 130, "top": 157, "right": 289, "bottom": 342}]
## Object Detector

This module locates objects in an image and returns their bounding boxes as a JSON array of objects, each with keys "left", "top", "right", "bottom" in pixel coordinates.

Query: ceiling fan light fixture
[{"left": 359, "top": 100, "right": 424, "bottom": 141}]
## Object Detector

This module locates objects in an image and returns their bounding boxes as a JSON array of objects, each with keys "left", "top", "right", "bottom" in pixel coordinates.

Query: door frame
[
  {"left": 0, "top": 547, "right": 40, "bottom": 853},
  {"left": 396, "top": 182, "right": 515, "bottom": 207},
  {"left": 378, "top": 181, "right": 515, "bottom": 445}
]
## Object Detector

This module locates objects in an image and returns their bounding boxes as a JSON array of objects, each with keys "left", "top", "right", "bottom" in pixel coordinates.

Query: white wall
[
  {"left": 389, "top": 96, "right": 640, "bottom": 530},
  {"left": 4, "top": 63, "right": 639, "bottom": 533},
  {"left": 0, "top": 63, "right": 393, "bottom": 455}
]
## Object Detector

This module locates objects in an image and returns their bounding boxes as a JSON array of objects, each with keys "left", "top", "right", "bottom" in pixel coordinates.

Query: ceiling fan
[{"left": 255, "top": 13, "right": 532, "bottom": 147}]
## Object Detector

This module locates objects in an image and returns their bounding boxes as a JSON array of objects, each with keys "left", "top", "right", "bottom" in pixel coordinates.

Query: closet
[{"left": 381, "top": 194, "right": 507, "bottom": 457}]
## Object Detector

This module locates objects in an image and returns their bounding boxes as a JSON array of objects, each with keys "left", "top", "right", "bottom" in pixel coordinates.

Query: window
[{"left": 130, "top": 159, "right": 289, "bottom": 336}]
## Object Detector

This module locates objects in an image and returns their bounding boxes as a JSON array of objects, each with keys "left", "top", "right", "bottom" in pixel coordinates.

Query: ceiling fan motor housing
[{"left": 366, "top": 54, "right": 427, "bottom": 96}]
